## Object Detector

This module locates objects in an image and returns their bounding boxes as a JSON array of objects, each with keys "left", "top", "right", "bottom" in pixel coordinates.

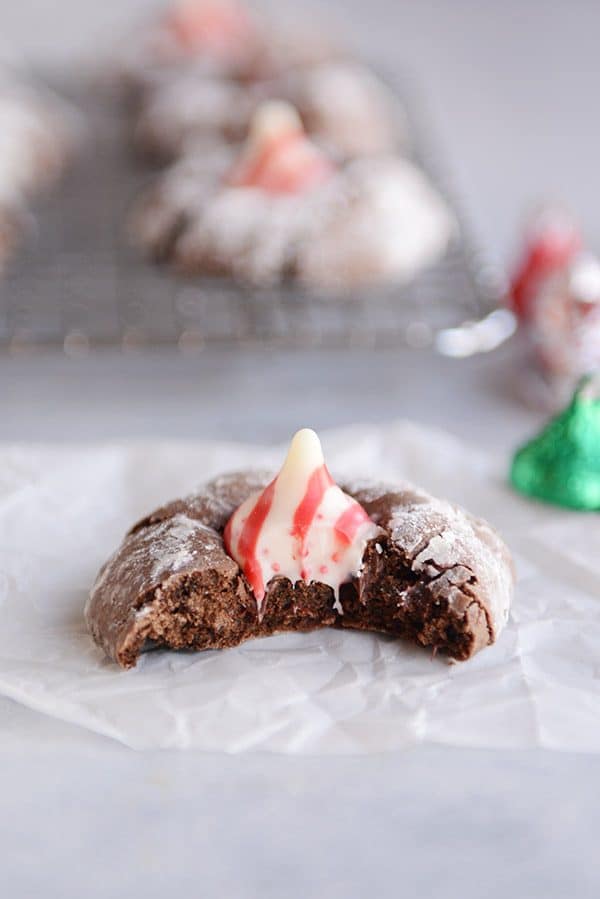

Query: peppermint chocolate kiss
[
  {"left": 87, "top": 431, "right": 513, "bottom": 668},
  {"left": 223, "top": 429, "right": 381, "bottom": 609},
  {"left": 168, "top": 0, "right": 257, "bottom": 56},
  {"left": 226, "top": 101, "right": 334, "bottom": 195}
]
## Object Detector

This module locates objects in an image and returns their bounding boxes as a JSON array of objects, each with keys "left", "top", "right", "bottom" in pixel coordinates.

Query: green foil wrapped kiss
[{"left": 510, "top": 375, "right": 600, "bottom": 510}]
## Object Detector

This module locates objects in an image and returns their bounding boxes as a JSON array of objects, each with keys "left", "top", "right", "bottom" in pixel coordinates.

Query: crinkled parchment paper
[{"left": 0, "top": 422, "right": 598, "bottom": 753}]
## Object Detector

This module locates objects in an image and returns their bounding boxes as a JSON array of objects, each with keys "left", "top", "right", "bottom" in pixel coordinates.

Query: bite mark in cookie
[{"left": 86, "top": 430, "right": 514, "bottom": 669}]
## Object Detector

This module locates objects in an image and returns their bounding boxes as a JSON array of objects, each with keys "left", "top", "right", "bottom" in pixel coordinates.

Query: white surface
[
  {"left": 0, "top": 424, "right": 514, "bottom": 751},
  {"left": 2, "top": 0, "right": 600, "bottom": 895},
  {"left": 6, "top": 421, "right": 600, "bottom": 755},
  {"left": 2, "top": 345, "right": 600, "bottom": 897}
]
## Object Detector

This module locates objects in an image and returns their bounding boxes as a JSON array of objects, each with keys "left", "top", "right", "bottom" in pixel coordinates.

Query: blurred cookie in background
[
  {"left": 116, "top": 0, "right": 339, "bottom": 100},
  {"left": 0, "top": 68, "right": 80, "bottom": 273},
  {"left": 130, "top": 101, "right": 454, "bottom": 289},
  {"left": 133, "top": 62, "right": 407, "bottom": 163}
]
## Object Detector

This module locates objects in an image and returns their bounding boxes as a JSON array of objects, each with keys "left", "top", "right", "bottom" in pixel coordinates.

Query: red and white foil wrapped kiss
[
  {"left": 224, "top": 429, "right": 382, "bottom": 612},
  {"left": 510, "top": 207, "right": 600, "bottom": 383},
  {"left": 510, "top": 206, "right": 581, "bottom": 322}
]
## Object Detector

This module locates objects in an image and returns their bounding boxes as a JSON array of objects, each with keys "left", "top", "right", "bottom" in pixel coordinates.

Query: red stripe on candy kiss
[
  {"left": 228, "top": 477, "right": 277, "bottom": 602},
  {"left": 228, "top": 122, "right": 334, "bottom": 195},
  {"left": 291, "top": 464, "right": 334, "bottom": 548},
  {"left": 229, "top": 130, "right": 301, "bottom": 190},
  {"left": 334, "top": 502, "right": 372, "bottom": 547}
]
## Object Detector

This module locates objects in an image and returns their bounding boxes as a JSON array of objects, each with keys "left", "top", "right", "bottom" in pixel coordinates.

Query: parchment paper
[{"left": 0, "top": 422, "right": 598, "bottom": 753}]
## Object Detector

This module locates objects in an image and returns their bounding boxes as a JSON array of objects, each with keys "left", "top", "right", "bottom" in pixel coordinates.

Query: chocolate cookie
[
  {"left": 0, "top": 200, "right": 26, "bottom": 273},
  {"left": 133, "top": 74, "right": 254, "bottom": 162},
  {"left": 133, "top": 62, "right": 404, "bottom": 163},
  {"left": 0, "top": 73, "right": 77, "bottom": 273},
  {"left": 130, "top": 102, "right": 454, "bottom": 289},
  {"left": 116, "top": 1, "right": 338, "bottom": 100},
  {"left": 86, "top": 470, "right": 513, "bottom": 669},
  {"left": 0, "top": 78, "right": 74, "bottom": 199}
]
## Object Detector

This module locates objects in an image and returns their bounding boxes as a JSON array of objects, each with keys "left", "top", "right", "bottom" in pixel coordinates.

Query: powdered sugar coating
[
  {"left": 148, "top": 513, "right": 216, "bottom": 579},
  {"left": 140, "top": 471, "right": 513, "bottom": 637},
  {"left": 129, "top": 469, "right": 275, "bottom": 536},
  {"left": 279, "top": 61, "right": 405, "bottom": 158},
  {"left": 133, "top": 150, "right": 455, "bottom": 289},
  {"left": 348, "top": 479, "right": 514, "bottom": 637},
  {"left": 296, "top": 157, "right": 456, "bottom": 289},
  {"left": 133, "top": 61, "right": 405, "bottom": 162},
  {"left": 115, "top": 7, "right": 338, "bottom": 98},
  {"left": 89, "top": 513, "right": 219, "bottom": 604},
  {"left": 114, "top": 7, "right": 265, "bottom": 95},
  {"left": 0, "top": 72, "right": 76, "bottom": 272},
  {"left": 129, "top": 146, "right": 234, "bottom": 257},
  {"left": 0, "top": 78, "right": 74, "bottom": 202},
  {"left": 175, "top": 186, "right": 324, "bottom": 284},
  {"left": 134, "top": 73, "right": 254, "bottom": 159},
  {"left": 85, "top": 511, "right": 240, "bottom": 662},
  {"left": 87, "top": 470, "right": 514, "bottom": 667}
]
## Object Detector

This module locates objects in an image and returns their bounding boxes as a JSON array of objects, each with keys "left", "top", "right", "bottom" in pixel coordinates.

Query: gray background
[
  {"left": 6, "top": 0, "right": 600, "bottom": 269},
  {"left": 2, "top": 2, "right": 600, "bottom": 897}
]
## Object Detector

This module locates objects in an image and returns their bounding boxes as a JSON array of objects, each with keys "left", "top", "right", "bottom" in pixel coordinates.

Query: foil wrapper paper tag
[{"left": 0, "top": 423, "right": 599, "bottom": 753}]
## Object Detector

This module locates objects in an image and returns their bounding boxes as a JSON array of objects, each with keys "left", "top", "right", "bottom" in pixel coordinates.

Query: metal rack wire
[{"left": 0, "top": 73, "right": 511, "bottom": 354}]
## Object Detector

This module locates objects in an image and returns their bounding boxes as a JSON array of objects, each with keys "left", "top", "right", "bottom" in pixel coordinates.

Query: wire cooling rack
[{"left": 0, "top": 72, "right": 513, "bottom": 355}]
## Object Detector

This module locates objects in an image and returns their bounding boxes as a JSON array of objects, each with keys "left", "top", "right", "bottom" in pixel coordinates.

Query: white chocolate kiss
[
  {"left": 247, "top": 101, "right": 303, "bottom": 148},
  {"left": 227, "top": 101, "right": 333, "bottom": 194},
  {"left": 224, "top": 429, "right": 382, "bottom": 614}
]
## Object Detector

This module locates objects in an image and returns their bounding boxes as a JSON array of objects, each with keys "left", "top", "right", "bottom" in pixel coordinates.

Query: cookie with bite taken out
[{"left": 86, "top": 429, "right": 514, "bottom": 669}]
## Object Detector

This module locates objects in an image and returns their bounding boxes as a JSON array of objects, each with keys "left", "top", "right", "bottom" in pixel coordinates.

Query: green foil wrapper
[{"left": 510, "top": 375, "right": 600, "bottom": 510}]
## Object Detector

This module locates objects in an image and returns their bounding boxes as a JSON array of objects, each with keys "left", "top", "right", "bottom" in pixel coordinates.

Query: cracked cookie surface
[{"left": 86, "top": 472, "right": 513, "bottom": 668}]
